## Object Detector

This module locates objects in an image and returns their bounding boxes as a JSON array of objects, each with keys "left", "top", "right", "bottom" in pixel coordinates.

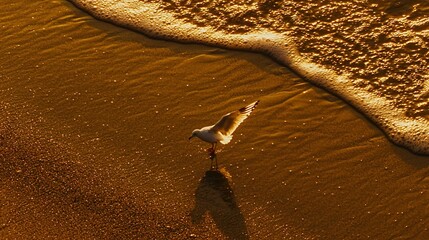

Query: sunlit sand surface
[{"left": 1, "top": 1, "right": 428, "bottom": 239}]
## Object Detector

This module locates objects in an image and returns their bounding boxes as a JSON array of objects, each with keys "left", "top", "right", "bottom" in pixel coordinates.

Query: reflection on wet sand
[{"left": 192, "top": 168, "right": 248, "bottom": 240}]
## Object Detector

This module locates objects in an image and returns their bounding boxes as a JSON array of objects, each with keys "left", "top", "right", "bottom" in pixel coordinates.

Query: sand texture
[{"left": 1, "top": 1, "right": 428, "bottom": 239}]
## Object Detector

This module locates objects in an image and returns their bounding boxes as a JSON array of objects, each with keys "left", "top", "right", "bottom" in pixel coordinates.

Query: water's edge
[{"left": 68, "top": 0, "right": 429, "bottom": 155}]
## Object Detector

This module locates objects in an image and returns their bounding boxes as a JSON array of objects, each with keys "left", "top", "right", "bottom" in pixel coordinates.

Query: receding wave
[{"left": 68, "top": 0, "right": 429, "bottom": 154}]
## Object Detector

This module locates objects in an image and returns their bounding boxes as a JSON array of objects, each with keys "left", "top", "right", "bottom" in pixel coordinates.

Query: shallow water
[
  {"left": 152, "top": 0, "right": 428, "bottom": 113},
  {"left": 1, "top": 0, "right": 429, "bottom": 239},
  {"left": 151, "top": 0, "right": 429, "bottom": 116},
  {"left": 69, "top": 0, "right": 429, "bottom": 154}
]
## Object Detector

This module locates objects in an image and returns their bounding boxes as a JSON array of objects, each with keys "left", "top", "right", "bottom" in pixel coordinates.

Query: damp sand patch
[{"left": 67, "top": 0, "right": 429, "bottom": 154}]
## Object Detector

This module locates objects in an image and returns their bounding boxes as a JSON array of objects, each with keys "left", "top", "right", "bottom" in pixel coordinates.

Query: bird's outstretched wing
[{"left": 212, "top": 100, "right": 259, "bottom": 136}]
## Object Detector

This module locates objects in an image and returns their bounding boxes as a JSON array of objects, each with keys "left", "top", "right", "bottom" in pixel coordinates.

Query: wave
[{"left": 68, "top": 0, "right": 429, "bottom": 154}]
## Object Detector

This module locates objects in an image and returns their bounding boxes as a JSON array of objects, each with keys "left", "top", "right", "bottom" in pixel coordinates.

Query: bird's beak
[{"left": 188, "top": 136, "right": 193, "bottom": 140}]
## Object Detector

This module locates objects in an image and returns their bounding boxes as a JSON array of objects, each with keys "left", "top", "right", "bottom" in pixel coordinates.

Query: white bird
[{"left": 189, "top": 100, "right": 259, "bottom": 152}]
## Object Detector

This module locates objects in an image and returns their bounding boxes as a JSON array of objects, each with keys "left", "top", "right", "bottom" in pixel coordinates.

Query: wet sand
[{"left": 1, "top": 1, "right": 428, "bottom": 239}]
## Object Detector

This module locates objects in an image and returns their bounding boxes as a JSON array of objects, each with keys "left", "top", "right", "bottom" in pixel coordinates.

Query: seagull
[{"left": 189, "top": 100, "right": 259, "bottom": 153}]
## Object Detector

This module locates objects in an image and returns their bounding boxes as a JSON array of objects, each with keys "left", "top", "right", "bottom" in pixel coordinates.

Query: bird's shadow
[{"left": 191, "top": 168, "right": 249, "bottom": 240}]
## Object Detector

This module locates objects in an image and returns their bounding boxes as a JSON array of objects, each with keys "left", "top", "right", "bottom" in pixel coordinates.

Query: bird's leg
[
  {"left": 209, "top": 152, "right": 218, "bottom": 170},
  {"left": 208, "top": 143, "right": 216, "bottom": 154},
  {"left": 209, "top": 151, "right": 215, "bottom": 170},
  {"left": 208, "top": 143, "right": 218, "bottom": 170}
]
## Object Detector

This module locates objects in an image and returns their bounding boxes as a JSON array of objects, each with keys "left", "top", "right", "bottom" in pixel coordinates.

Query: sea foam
[{"left": 68, "top": 0, "right": 429, "bottom": 154}]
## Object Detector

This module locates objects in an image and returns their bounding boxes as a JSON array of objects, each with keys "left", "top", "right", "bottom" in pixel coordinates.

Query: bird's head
[{"left": 188, "top": 129, "right": 198, "bottom": 140}]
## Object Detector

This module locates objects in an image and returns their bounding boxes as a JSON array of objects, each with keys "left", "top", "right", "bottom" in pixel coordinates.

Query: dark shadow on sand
[{"left": 191, "top": 169, "right": 249, "bottom": 240}]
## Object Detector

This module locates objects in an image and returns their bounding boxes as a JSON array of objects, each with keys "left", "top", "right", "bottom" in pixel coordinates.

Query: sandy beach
[{"left": 1, "top": 1, "right": 428, "bottom": 239}]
